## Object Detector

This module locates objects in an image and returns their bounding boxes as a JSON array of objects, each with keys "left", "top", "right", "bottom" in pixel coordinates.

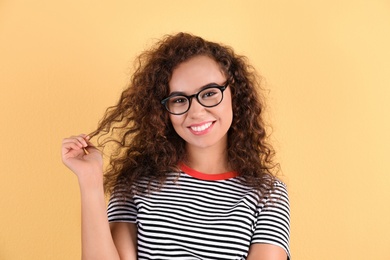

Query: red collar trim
[{"left": 179, "top": 163, "right": 238, "bottom": 181}]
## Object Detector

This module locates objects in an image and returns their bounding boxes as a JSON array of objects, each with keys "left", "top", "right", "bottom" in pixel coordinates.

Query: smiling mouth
[{"left": 190, "top": 122, "right": 213, "bottom": 132}]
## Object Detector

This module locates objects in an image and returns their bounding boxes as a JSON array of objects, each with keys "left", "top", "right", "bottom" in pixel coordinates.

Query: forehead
[{"left": 169, "top": 55, "right": 226, "bottom": 93}]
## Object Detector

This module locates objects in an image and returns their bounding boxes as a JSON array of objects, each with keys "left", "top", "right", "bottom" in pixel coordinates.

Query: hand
[{"left": 61, "top": 134, "right": 103, "bottom": 184}]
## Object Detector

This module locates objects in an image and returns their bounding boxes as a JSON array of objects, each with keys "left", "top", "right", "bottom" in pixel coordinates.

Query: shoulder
[
  {"left": 263, "top": 178, "right": 289, "bottom": 201},
  {"left": 271, "top": 179, "right": 289, "bottom": 198},
  {"left": 253, "top": 179, "right": 291, "bottom": 258},
  {"left": 258, "top": 178, "right": 290, "bottom": 216}
]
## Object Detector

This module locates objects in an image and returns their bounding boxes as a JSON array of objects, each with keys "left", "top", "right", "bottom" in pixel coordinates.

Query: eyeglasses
[{"left": 161, "top": 82, "right": 228, "bottom": 115}]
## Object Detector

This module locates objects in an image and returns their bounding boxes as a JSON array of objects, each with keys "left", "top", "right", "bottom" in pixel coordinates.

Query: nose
[{"left": 187, "top": 97, "right": 206, "bottom": 118}]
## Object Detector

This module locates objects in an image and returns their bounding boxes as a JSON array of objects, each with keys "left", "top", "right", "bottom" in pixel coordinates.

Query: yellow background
[{"left": 1, "top": 0, "right": 389, "bottom": 259}]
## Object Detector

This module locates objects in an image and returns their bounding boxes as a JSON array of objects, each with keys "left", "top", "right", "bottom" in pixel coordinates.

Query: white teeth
[{"left": 191, "top": 122, "right": 212, "bottom": 132}]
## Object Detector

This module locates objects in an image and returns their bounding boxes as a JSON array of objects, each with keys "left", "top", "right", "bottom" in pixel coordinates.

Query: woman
[{"left": 62, "top": 32, "right": 290, "bottom": 260}]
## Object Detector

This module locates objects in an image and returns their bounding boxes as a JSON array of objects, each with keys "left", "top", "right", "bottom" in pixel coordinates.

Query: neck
[{"left": 184, "top": 145, "right": 231, "bottom": 174}]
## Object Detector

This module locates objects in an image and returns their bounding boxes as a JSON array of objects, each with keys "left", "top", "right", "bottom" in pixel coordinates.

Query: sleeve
[
  {"left": 107, "top": 187, "right": 138, "bottom": 223},
  {"left": 251, "top": 181, "right": 291, "bottom": 259}
]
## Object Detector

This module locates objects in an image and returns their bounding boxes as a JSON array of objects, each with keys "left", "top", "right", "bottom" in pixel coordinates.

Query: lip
[{"left": 187, "top": 121, "right": 215, "bottom": 135}]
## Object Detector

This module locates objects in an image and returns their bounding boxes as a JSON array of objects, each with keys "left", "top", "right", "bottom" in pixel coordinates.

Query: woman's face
[{"left": 168, "top": 55, "right": 233, "bottom": 153}]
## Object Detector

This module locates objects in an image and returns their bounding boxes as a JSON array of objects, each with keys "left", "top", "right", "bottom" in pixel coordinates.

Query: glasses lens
[
  {"left": 166, "top": 96, "right": 189, "bottom": 114},
  {"left": 198, "top": 87, "right": 223, "bottom": 107}
]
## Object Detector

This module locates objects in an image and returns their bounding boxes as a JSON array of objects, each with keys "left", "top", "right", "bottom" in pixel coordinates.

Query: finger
[
  {"left": 62, "top": 135, "right": 89, "bottom": 148},
  {"left": 71, "top": 134, "right": 89, "bottom": 147},
  {"left": 62, "top": 137, "right": 89, "bottom": 154},
  {"left": 61, "top": 141, "right": 84, "bottom": 154},
  {"left": 61, "top": 134, "right": 96, "bottom": 158},
  {"left": 85, "top": 138, "right": 96, "bottom": 148},
  {"left": 84, "top": 141, "right": 101, "bottom": 154},
  {"left": 62, "top": 139, "right": 84, "bottom": 150}
]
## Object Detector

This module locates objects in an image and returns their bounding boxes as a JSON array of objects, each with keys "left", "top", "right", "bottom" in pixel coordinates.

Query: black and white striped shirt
[{"left": 108, "top": 164, "right": 291, "bottom": 259}]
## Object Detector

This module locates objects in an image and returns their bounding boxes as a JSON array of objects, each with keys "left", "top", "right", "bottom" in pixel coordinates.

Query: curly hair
[{"left": 89, "top": 32, "right": 279, "bottom": 196}]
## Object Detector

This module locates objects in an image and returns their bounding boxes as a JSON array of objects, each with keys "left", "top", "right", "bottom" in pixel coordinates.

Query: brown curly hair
[{"left": 89, "top": 32, "right": 278, "bottom": 196}]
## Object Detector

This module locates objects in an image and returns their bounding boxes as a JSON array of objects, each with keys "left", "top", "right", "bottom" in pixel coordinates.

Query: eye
[
  {"left": 201, "top": 88, "right": 219, "bottom": 99},
  {"left": 169, "top": 96, "right": 188, "bottom": 105}
]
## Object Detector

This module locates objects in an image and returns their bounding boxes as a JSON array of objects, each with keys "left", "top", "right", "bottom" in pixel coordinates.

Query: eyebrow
[{"left": 168, "top": 82, "right": 222, "bottom": 96}]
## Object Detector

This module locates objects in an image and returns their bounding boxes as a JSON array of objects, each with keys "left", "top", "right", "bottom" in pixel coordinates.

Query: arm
[
  {"left": 62, "top": 134, "right": 123, "bottom": 260},
  {"left": 79, "top": 177, "right": 120, "bottom": 260},
  {"left": 247, "top": 244, "right": 288, "bottom": 260},
  {"left": 110, "top": 222, "right": 137, "bottom": 260},
  {"left": 250, "top": 181, "right": 291, "bottom": 260}
]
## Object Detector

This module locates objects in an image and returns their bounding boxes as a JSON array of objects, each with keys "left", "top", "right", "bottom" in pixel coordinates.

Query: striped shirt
[{"left": 107, "top": 164, "right": 291, "bottom": 259}]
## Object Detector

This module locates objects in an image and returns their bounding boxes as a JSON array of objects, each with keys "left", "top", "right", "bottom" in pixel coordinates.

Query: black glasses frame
[{"left": 161, "top": 82, "right": 229, "bottom": 115}]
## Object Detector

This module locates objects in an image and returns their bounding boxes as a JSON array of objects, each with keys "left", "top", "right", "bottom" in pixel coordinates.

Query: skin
[
  {"left": 168, "top": 55, "right": 233, "bottom": 174},
  {"left": 61, "top": 55, "right": 287, "bottom": 260},
  {"left": 61, "top": 135, "right": 126, "bottom": 259},
  {"left": 169, "top": 55, "right": 288, "bottom": 259}
]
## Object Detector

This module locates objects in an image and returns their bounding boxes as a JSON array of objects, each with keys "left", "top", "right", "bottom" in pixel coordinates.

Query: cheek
[
  {"left": 169, "top": 115, "right": 184, "bottom": 132},
  {"left": 225, "top": 104, "right": 234, "bottom": 129},
  {"left": 222, "top": 94, "right": 233, "bottom": 120},
  {"left": 169, "top": 114, "right": 177, "bottom": 125}
]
